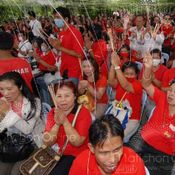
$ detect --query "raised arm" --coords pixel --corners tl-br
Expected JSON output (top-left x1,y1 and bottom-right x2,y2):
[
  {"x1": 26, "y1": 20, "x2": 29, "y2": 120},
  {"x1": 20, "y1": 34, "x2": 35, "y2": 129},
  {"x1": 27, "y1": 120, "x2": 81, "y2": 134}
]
[{"x1": 141, "y1": 52, "x2": 155, "y2": 98}]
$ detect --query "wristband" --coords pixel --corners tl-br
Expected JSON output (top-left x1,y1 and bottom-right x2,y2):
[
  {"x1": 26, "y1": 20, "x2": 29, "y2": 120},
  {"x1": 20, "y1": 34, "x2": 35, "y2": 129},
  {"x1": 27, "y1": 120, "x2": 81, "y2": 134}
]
[{"x1": 114, "y1": 65, "x2": 120, "y2": 70}]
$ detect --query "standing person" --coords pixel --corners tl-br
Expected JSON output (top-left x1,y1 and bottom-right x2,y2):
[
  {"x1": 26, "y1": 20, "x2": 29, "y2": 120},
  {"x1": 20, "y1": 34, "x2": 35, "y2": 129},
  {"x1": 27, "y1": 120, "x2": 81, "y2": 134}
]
[
  {"x1": 69, "y1": 114, "x2": 146, "y2": 175},
  {"x1": 0, "y1": 72, "x2": 42, "y2": 175},
  {"x1": 28, "y1": 11, "x2": 44, "y2": 39},
  {"x1": 0, "y1": 32, "x2": 33, "y2": 92},
  {"x1": 85, "y1": 23, "x2": 108, "y2": 78},
  {"x1": 17, "y1": 31, "x2": 32, "y2": 58},
  {"x1": 49, "y1": 7, "x2": 84, "y2": 86},
  {"x1": 43, "y1": 80, "x2": 92, "y2": 175}
]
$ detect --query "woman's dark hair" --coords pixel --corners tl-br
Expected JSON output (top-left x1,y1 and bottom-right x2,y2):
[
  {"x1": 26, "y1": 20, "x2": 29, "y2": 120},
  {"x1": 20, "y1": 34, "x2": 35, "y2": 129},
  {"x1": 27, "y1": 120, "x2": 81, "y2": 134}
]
[
  {"x1": 118, "y1": 44, "x2": 130, "y2": 55},
  {"x1": 0, "y1": 72, "x2": 37, "y2": 120},
  {"x1": 83, "y1": 57, "x2": 99, "y2": 83},
  {"x1": 121, "y1": 61, "x2": 140, "y2": 77},
  {"x1": 53, "y1": 7, "x2": 71, "y2": 22},
  {"x1": 32, "y1": 37, "x2": 44, "y2": 51},
  {"x1": 150, "y1": 48, "x2": 161, "y2": 58},
  {"x1": 0, "y1": 32, "x2": 14, "y2": 50},
  {"x1": 54, "y1": 80, "x2": 78, "y2": 97},
  {"x1": 89, "y1": 114, "x2": 124, "y2": 147}
]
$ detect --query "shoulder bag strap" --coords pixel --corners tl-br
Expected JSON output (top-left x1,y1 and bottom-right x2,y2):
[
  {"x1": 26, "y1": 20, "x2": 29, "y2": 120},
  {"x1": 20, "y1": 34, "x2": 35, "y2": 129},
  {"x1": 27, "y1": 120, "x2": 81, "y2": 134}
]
[{"x1": 60, "y1": 104, "x2": 82, "y2": 155}]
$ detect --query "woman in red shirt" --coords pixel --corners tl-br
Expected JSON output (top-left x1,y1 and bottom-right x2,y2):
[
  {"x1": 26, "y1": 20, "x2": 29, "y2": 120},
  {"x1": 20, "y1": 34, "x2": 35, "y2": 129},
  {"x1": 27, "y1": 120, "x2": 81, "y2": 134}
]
[
  {"x1": 43, "y1": 80, "x2": 92, "y2": 175},
  {"x1": 108, "y1": 51, "x2": 142, "y2": 142},
  {"x1": 139, "y1": 52, "x2": 175, "y2": 175},
  {"x1": 78, "y1": 57, "x2": 108, "y2": 118}
]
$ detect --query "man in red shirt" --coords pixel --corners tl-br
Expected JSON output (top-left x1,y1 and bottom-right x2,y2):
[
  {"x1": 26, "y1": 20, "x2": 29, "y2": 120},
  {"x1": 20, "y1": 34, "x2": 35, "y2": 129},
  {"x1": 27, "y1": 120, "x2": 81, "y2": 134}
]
[
  {"x1": 49, "y1": 7, "x2": 84, "y2": 85},
  {"x1": 0, "y1": 32, "x2": 33, "y2": 91},
  {"x1": 69, "y1": 115, "x2": 146, "y2": 175}
]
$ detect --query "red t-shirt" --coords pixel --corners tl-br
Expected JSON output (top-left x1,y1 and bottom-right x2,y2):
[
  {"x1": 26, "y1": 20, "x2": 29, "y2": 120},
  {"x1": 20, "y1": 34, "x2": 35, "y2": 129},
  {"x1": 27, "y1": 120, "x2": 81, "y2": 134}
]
[
  {"x1": 141, "y1": 86, "x2": 175, "y2": 155},
  {"x1": 139, "y1": 65, "x2": 168, "y2": 84},
  {"x1": 69, "y1": 147, "x2": 146, "y2": 175},
  {"x1": 89, "y1": 75, "x2": 108, "y2": 104},
  {"x1": 0, "y1": 58, "x2": 33, "y2": 91},
  {"x1": 59, "y1": 25, "x2": 84, "y2": 78},
  {"x1": 45, "y1": 106, "x2": 92, "y2": 157},
  {"x1": 38, "y1": 51, "x2": 56, "y2": 71},
  {"x1": 161, "y1": 67, "x2": 175, "y2": 88},
  {"x1": 92, "y1": 39, "x2": 108, "y2": 77},
  {"x1": 115, "y1": 80, "x2": 142, "y2": 120}
]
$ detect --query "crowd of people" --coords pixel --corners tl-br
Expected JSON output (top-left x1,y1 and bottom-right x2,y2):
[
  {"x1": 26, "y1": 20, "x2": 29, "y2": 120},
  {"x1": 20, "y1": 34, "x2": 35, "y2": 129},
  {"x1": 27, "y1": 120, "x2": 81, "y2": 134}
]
[{"x1": 0, "y1": 5, "x2": 175, "y2": 175}]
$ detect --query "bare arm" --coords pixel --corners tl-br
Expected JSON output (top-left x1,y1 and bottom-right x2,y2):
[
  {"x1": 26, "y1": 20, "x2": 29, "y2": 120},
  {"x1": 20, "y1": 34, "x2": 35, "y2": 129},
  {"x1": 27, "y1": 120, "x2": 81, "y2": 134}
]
[
  {"x1": 111, "y1": 51, "x2": 134, "y2": 93},
  {"x1": 141, "y1": 52, "x2": 155, "y2": 98},
  {"x1": 48, "y1": 38, "x2": 82, "y2": 59}
]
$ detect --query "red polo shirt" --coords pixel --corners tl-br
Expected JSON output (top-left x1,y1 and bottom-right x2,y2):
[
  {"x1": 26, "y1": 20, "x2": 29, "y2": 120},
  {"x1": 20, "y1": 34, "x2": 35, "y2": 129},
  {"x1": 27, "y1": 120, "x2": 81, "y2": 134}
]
[
  {"x1": 69, "y1": 147, "x2": 146, "y2": 175},
  {"x1": 0, "y1": 58, "x2": 33, "y2": 91},
  {"x1": 45, "y1": 106, "x2": 92, "y2": 157},
  {"x1": 59, "y1": 25, "x2": 84, "y2": 78},
  {"x1": 141, "y1": 87, "x2": 175, "y2": 155},
  {"x1": 115, "y1": 79, "x2": 142, "y2": 120}
]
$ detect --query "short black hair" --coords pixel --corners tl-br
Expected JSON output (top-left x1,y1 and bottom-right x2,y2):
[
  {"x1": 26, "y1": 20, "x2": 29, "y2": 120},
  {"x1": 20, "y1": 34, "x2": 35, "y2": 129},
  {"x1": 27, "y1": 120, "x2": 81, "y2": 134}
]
[
  {"x1": 89, "y1": 23, "x2": 103, "y2": 40},
  {"x1": 53, "y1": 6, "x2": 71, "y2": 22},
  {"x1": 150, "y1": 48, "x2": 161, "y2": 57},
  {"x1": 121, "y1": 61, "x2": 140, "y2": 77},
  {"x1": 89, "y1": 114, "x2": 124, "y2": 147},
  {"x1": 28, "y1": 11, "x2": 36, "y2": 18},
  {"x1": 0, "y1": 32, "x2": 14, "y2": 50}
]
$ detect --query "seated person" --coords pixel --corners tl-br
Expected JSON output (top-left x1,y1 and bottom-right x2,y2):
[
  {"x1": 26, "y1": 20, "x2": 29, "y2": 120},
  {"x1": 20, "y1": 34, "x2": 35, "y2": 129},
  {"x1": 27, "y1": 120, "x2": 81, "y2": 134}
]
[
  {"x1": 0, "y1": 72, "x2": 42, "y2": 175},
  {"x1": 69, "y1": 114, "x2": 146, "y2": 175},
  {"x1": 139, "y1": 48, "x2": 167, "y2": 89},
  {"x1": 78, "y1": 57, "x2": 108, "y2": 118},
  {"x1": 108, "y1": 51, "x2": 142, "y2": 142},
  {"x1": 43, "y1": 80, "x2": 92, "y2": 175},
  {"x1": 138, "y1": 52, "x2": 175, "y2": 175}
]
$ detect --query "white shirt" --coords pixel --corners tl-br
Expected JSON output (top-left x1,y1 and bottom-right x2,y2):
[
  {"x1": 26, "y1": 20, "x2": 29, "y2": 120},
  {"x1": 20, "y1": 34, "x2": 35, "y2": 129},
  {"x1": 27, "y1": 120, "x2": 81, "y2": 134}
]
[
  {"x1": 129, "y1": 26, "x2": 151, "y2": 58},
  {"x1": 29, "y1": 19, "x2": 43, "y2": 37},
  {"x1": 18, "y1": 40, "x2": 32, "y2": 58}
]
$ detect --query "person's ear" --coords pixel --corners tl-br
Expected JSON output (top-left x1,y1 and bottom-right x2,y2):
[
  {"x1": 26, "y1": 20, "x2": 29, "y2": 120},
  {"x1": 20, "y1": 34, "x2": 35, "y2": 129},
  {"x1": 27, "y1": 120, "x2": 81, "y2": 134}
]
[{"x1": 88, "y1": 143, "x2": 95, "y2": 154}]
